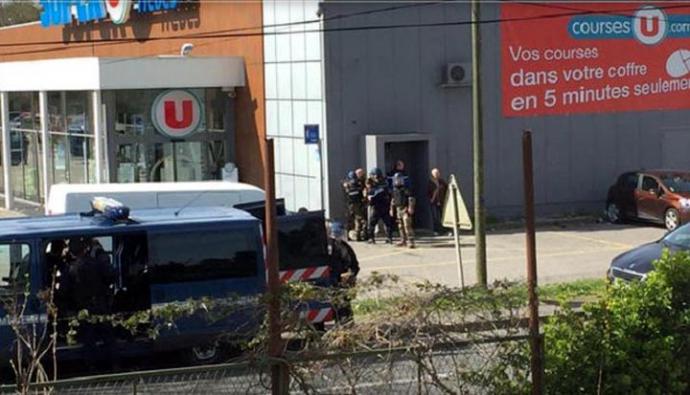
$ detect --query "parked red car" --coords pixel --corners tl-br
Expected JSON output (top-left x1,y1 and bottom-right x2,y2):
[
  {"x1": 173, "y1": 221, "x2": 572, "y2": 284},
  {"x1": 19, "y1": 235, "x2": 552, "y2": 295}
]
[{"x1": 606, "y1": 170, "x2": 690, "y2": 231}]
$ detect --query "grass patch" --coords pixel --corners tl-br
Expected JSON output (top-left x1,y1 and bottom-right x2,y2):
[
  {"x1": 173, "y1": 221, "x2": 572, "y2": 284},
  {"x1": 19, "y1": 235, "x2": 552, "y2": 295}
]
[
  {"x1": 539, "y1": 278, "x2": 607, "y2": 303},
  {"x1": 351, "y1": 278, "x2": 608, "y2": 318}
]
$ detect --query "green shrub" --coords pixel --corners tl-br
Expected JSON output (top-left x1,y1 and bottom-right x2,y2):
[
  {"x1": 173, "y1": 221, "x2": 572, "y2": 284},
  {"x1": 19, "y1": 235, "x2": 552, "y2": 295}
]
[{"x1": 543, "y1": 250, "x2": 690, "y2": 394}]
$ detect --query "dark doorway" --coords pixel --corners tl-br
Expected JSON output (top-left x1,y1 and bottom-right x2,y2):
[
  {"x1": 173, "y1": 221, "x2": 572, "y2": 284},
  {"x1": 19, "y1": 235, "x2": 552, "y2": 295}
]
[{"x1": 384, "y1": 141, "x2": 431, "y2": 229}]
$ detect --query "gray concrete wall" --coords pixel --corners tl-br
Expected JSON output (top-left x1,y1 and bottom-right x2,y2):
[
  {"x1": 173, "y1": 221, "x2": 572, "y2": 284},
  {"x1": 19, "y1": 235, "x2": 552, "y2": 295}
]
[{"x1": 322, "y1": 1, "x2": 690, "y2": 222}]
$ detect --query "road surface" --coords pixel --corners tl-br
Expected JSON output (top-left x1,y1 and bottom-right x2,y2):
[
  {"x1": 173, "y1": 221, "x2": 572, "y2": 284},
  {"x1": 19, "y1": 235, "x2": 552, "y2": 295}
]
[{"x1": 352, "y1": 221, "x2": 666, "y2": 287}]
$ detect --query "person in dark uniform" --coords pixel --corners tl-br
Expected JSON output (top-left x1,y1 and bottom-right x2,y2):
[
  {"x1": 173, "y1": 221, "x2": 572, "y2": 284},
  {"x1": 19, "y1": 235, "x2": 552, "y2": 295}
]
[
  {"x1": 45, "y1": 239, "x2": 70, "y2": 312},
  {"x1": 327, "y1": 222, "x2": 360, "y2": 323},
  {"x1": 68, "y1": 238, "x2": 115, "y2": 370},
  {"x1": 387, "y1": 159, "x2": 407, "y2": 178},
  {"x1": 342, "y1": 170, "x2": 367, "y2": 241},
  {"x1": 365, "y1": 168, "x2": 394, "y2": 244},
  {"x1": 390, "y1": 172, "x2": 416, "y2": 248}
]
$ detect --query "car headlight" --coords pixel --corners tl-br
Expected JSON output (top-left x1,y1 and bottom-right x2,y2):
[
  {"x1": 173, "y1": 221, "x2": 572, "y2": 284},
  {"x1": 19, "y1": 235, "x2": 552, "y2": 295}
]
[{"x1": 681, "y1": 198, "x2": 690, "y2": 209}]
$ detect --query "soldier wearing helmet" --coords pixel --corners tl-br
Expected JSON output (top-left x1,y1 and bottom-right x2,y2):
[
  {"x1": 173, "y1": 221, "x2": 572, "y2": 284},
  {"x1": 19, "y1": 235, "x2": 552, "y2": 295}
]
[
  {"x1": 365, "y1": 168, "x2": 393, "y2": 244},
  {"x1": 326, "y1": 221, "x2": 360, "y2": 322},
  {"x1": 342, "y1": 169, "x2": 367, "y2": 241},
  {"x1": 390, "y1": 172, "x2": 416, "y2": 248}
]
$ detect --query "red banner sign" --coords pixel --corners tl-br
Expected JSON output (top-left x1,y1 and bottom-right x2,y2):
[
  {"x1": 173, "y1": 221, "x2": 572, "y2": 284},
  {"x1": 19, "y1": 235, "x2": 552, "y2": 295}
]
[{"x1": 501, "y1": 2, "x2": 690, "y2": 117}]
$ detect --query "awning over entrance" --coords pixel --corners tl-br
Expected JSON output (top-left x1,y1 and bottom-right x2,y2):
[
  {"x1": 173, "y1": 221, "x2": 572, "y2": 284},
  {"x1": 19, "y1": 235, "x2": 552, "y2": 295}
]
[{"x1": 0, "y1": 56, "x2": 246, "y2": 91}]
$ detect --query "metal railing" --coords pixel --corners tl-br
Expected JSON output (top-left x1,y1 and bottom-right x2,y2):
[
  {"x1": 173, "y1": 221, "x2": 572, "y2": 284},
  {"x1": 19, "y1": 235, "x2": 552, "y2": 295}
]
[{"x1": 1, "y1": 334, "x2": 536, "y2": 395}]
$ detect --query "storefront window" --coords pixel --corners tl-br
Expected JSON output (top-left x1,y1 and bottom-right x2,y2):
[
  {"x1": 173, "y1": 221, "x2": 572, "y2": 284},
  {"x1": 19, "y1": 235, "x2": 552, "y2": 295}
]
[
  {"x1": 8, "y1": 92, "x2": 43, "y2": 202},
  {"x1": 65, "y1": 91, "x2": 95, "y2": 184},
  {"x1": 45, "y1": 91, "x2": 95, "y2": 186},
  {"x1": 205, "y1": 88, "x2": 227, "y2": 133},
  {"x1": 108, "y1": 88, "x2": 230, "y2": 183}
]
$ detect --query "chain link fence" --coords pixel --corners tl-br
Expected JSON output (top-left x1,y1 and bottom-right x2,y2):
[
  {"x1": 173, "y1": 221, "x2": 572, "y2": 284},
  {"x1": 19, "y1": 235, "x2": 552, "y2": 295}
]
[{"x1": 1, "y1": 335, "x2": 533, "y2": 395}]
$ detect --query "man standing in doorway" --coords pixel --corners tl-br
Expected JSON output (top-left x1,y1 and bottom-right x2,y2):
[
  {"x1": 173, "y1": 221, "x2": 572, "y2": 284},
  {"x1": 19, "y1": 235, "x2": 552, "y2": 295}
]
[
  {"x1": 391, "y1": 172, "x2": 416, "y2": 248},
  {"x1": 428, "y1": 168, "x2": 448, "y2": 236}
]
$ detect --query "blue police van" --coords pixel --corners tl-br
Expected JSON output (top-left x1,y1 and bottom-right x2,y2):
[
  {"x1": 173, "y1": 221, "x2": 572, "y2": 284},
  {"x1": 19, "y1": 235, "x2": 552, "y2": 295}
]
[{"x1": 0, "y1": 203, "x2": 279, "y2": 375}]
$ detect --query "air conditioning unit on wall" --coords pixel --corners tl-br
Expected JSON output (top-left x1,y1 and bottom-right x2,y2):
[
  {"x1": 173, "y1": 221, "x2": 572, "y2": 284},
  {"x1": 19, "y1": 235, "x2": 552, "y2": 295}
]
[{"x1": 441, "y1": 63, "x2": 472, "y2": 88}]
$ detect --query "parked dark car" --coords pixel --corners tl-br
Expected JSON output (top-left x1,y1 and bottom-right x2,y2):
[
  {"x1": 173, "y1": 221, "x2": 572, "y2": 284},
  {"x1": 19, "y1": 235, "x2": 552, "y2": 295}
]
[
  {"x1": 606, "y1": 170, "x2": 690, "y2": 231},
  {"x1": 608, "y1": 222, "x2": 690, "y2": 281}
]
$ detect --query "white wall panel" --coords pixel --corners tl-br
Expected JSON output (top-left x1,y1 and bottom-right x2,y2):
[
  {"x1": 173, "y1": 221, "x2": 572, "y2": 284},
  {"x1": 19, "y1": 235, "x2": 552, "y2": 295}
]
[
  {"x1": 294, "y1": 144, "x2": 309, "y2": 178},
  {"x1": 278, "y1": 137, "x2": 294, "y2": 174},
  {"x1": 263, "y1": 0, "x2": 326, "y2": 212},
  {"x1": 306, "y1": 101, "x2": 323, "y2": 126},
  {"x1": 278, "y1": 101, "x2": 292, "y2": 136},
  {"x1": 266, "y1": 100, "x2": 279, "y2": 136},
  {"x1": 276, "y1": 64, "x2": 292, "y2": 100},
  {"x1": 291, "y1": 62, "x2": 307, "y2": 100},
  {"x1": 305, "y1": 62, "x2": 322, "y2": 100},
  {"x1": 293, "y1": 176, "x2": 309, "y2": 210},
  {"x1": 291, "y1": 33, "x2": 307, "y2": 62},
  {"x1": 264, "y1": 63, "x2": 277, "y2": 100},
  {"x1": 292, "y1": 101, "x2": 307, "y2": 138}
]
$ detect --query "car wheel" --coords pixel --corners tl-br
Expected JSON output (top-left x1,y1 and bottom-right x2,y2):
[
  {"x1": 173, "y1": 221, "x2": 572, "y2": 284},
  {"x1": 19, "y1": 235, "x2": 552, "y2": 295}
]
[
  {"x1": 606, "y1": 202, "x2": 622, "y2": 224},
  {"x1": 665, "y1": 208, "x2": 681, "y2": 231},
  {"x1": 188, "y1": 342, "x2": 221, "y2": 365}
]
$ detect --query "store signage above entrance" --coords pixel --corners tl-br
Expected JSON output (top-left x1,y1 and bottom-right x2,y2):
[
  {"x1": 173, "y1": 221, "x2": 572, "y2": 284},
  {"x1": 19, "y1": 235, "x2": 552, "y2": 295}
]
[
  {"x1": 39, "y1": 0, "x2": 184, "y2": 27},
  {"x1": 152, "y1": 90, "x2": 203, "y2": 139}
]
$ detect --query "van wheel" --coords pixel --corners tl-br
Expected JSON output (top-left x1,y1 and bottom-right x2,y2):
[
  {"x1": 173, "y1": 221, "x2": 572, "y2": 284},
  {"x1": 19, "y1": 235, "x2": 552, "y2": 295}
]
[
  {"x1": 188, "y1": 342, "x2": 221, "y2": 365},
  {"x1": 606, "y1": 202, "x2": 622, "y2": 224},
  {"x1": 665, "y1": 208, "x2": 681, "y2": 231}
]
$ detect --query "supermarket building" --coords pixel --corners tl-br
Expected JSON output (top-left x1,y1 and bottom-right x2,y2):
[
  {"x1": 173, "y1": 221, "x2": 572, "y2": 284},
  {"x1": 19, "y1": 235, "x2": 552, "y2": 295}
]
[{"x1": 2, "y1": 1, "x2": 690, "y2": 226}]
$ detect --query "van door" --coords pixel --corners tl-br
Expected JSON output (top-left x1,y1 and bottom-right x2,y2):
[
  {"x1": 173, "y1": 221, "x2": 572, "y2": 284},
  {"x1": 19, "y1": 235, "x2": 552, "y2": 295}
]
[
  {"x1": 277, "y1": 212, "x2": 331, "y2": 285},
  {"x1": 145, "y1": 224, "x2": 264, "y2": 349}
]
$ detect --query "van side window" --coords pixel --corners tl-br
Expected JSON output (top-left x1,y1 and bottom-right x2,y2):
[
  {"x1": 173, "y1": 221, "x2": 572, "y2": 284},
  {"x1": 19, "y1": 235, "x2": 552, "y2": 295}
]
[
  {"x1": 278, "y1": 215, "x2": 329, "y2": 271},
  {"x1": 147, "y1": 231, "x2": 258, "y2": 283},
  {"x1": 0, "y1": 243, "x2": 31, "y2": 294}
]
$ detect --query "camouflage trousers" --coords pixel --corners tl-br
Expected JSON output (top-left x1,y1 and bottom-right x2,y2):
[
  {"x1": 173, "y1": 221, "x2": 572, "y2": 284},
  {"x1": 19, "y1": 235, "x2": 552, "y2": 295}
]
[
  {"x1": 347, "y1": 202, "x2": 367, "y2": 240},
  {"x1": 395, "y1": 207, "x2": 415, "y2": 243}
]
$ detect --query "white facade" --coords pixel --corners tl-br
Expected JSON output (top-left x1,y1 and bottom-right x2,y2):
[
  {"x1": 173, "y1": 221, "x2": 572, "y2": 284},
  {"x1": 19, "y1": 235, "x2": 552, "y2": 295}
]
[{"x1": 263, "y1": 0, "x2": 328, "y2": 213}]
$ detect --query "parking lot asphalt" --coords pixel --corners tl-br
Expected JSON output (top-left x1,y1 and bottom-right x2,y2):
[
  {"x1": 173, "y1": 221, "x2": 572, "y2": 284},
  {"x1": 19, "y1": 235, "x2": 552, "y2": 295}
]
[{"x1": 351, "y1": 222, "x2": 667, "y2": 287}]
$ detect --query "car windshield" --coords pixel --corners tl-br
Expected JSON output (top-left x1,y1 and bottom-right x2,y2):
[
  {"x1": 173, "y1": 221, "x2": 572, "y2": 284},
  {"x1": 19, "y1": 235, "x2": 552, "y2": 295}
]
[
  {"x1": 660, "y1": 175, "x2": 690, "y2": 193},
  {"x1": 663, "y1": 225, "x2": 690, "y2": 248}
]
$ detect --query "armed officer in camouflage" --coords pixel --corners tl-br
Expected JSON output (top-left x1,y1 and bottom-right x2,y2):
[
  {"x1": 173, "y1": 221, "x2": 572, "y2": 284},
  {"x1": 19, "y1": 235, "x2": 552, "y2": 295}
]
[
  {"x1": 342, "y1": 169, "x2": 367, "y2": 241},
  {"x1": 390, "y1": 172, "x2": 416, "y2": 248}
]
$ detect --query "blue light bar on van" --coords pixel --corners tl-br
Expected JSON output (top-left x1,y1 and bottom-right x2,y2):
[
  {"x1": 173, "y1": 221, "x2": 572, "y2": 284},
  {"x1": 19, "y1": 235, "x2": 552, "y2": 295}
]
[{"x1": 91, "y1": 197, "x2": 130, "y2": 221}]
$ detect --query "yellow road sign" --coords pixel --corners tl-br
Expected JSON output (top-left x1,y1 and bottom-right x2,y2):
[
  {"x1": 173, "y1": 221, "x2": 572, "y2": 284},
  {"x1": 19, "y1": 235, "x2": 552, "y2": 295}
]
[{"x1": 442, "y1": 175, "x2": 473, "y2": 230}]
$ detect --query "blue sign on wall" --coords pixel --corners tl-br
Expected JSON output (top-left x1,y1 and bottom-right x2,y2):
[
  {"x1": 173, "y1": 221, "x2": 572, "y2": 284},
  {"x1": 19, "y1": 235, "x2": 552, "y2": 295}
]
[
  {"x1": 304, "y1": 124, "x2": 320, "y2": 145},
  {"x1": 39, "y1": 0, "x2": 182, "y2": 28}
]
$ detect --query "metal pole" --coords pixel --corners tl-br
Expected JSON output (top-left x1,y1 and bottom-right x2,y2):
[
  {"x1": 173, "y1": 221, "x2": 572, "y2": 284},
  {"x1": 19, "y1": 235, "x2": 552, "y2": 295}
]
[
  {"x1": 471, "y1": 0, "x2": 487, "y2": 287},
  {"x1": 39, "y1": 91, "x2": 51, "y2": 206},
  {"x1": 264, "y1": 138, "x2": 287, "y2": 395},
  {"x1": 91, "y1": 90, "x2": 103, "y2": 183},
  {"x1": 0, "y1": 91, "x2": 13, "y2": 210},
  {"x1": 522, "y1": 130, "x2": 543, "y2": 395},
  {"x1": 318, "y1": 137, "x2": 325, "y2": 211},
  {"x1": 450, "y1": 176, "x2": 465, "y2": 288}
]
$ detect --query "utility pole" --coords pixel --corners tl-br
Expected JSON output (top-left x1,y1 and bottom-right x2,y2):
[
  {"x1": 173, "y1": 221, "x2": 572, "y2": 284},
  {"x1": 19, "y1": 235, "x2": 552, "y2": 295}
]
[
  {"x1": 471, "y1": 0, "x2": 487, "y2": 287},
  {"x1": 264, "y1": 138, "x2": 288, "y2": 394},
  {"x1": 523, "y1": 130, "x2": 543, "y2": 394}
]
